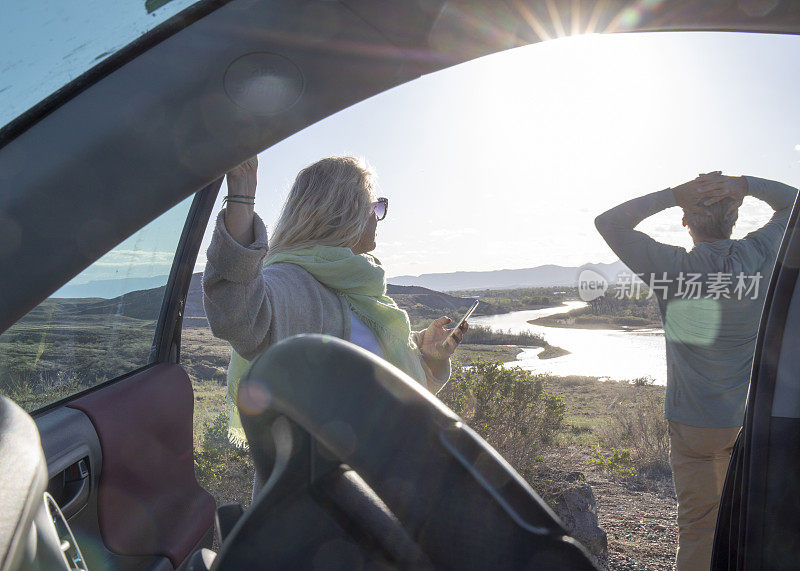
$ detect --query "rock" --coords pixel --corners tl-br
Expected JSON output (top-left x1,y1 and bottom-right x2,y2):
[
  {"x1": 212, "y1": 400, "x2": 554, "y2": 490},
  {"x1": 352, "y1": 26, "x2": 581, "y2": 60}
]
[{"x1": 550, "y1": 472, "x2": 609, "y2": 569}]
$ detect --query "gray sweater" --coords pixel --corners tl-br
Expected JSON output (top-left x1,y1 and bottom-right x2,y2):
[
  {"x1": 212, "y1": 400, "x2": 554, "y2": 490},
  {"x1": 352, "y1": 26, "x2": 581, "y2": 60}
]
[
  {"x1": 202, "y1": 210, "x2": 448, "y2": 388},
  {"x1": 595, "y1": 176, "x2": 797, "y2": 427}
]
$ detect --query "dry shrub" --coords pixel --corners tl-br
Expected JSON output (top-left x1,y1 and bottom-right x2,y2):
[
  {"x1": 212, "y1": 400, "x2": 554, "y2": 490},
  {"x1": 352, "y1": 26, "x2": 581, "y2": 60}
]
[
  {"x1": 438, "y1": 359, "x2": 565, "y2": 482},
  {"x1": 597, "y1": 391, "x2": 670, "y2": 482}
]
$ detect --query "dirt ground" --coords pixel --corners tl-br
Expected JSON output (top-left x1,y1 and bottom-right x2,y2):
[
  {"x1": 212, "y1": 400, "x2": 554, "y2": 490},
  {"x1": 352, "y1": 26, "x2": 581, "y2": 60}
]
[
  {"x1": 536, "y1": 444, "x2": 678, "y2": 570},
  {"x1": 590, "y1": 471, "x2": 678, "y2": 570}
]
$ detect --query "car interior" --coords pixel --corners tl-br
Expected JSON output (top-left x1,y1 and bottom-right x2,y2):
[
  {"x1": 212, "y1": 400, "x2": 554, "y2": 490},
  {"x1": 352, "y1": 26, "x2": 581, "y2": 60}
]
[{"x1": 2, "y1": 1, "x2": 800, "y2": 569}]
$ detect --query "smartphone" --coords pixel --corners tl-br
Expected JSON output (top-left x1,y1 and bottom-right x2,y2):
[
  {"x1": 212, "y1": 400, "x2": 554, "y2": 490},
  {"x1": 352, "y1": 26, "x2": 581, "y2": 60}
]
[{"x1": 440, "y1": 299, "x2": 479, "y2": 350}]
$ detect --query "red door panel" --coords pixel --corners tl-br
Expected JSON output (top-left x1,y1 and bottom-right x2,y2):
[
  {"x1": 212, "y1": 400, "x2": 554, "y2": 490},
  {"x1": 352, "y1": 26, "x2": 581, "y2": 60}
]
[{"x1": 68, "y1": 363, "x2": 215, "y2": 566}]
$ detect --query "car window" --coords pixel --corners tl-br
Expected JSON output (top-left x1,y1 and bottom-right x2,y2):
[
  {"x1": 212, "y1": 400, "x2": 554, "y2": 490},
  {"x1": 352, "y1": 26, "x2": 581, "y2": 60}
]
[
  {"x1": 0, "y1": 0, "x2": 202, "y2": 129},
  {"x1": 0, "y1": 195, "x2": 194, "y2": 412},
  {"x1": 186, "y1": 30, "x2": 800, "y2": 564}
]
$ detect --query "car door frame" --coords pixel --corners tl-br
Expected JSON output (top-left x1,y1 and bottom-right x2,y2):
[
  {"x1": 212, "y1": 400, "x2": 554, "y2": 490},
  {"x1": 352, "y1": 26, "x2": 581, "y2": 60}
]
[
  {"x1": 713, "y1": 189, "x2": 800, "y2": 568},
  {"x1": 150, "y1": 179, "x2": 221, "y2": 365},
  {"x1": 28, "y1": 179, "x2": 221, "y2": 570}
]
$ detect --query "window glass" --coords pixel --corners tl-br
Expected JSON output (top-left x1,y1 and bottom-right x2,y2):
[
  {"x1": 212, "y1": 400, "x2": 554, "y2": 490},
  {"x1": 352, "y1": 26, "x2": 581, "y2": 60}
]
[
  {"x1": 0, "y1": 0, "x2": 201, "y2": 129},
  {"x1": 0, "y1": 195, "x2": 193, "y2": 412},
  {"x1": 189, "y1": 31, "x2": 800, "y2": 564}
]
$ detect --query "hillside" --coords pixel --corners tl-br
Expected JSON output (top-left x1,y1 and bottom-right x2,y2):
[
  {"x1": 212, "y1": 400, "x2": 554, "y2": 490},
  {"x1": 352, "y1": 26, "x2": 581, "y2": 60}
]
[
  {"x1": 389, "y1": 260, "x2": 630, "y2": 291},
  {"x1": 186, "y1": 275, "x2": 487, "y2": 325},
  {"x1": 43, "y1": 274, "x2": 490, "y2": 326},
  {"x1": 382, "y1": 283, "x2": 489, "y2": 320},
  {"x1": 27, "y1": 287, "x2": 167, "y2": 321}
]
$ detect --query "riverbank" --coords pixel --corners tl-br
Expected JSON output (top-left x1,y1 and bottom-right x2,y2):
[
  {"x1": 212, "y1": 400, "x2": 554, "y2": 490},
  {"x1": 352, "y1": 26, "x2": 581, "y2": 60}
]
[
  {"x1": 451, "y1": 343, "x2": 523, "y2": 363},
  {"x1": 447, "y1": 342, "x2": 569, "y2": 363},
  {"x1": 529, "y1": 308, "x2": 662, "y2": 331},
  {"x1": 470, "y1": 303, "x2": 667, "y2": 384}
]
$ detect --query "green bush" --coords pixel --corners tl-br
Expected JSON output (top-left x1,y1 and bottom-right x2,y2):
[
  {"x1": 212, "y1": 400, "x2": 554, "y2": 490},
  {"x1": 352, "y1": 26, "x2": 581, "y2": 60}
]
[
  {"x1": 194, "y1": 412, "x2": 249, "y2": 489},
  {"x1": 588, "y1": 445, "x2": 636, "y2": 480},
  {"x1": 438, "y1": 359, "x2": 565, "y2": 481},
  {"x1": 203, "y1": 412, "x2": 234, "y2": 451},
  {"x1": 630, "y1": 375, "x2": 655, "y2": 387}
]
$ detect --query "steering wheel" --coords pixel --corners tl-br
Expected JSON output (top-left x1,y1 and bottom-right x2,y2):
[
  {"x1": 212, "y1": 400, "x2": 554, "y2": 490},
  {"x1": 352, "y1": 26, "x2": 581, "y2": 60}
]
[{"x1": 210, "y1": 335, "x2": 598, "y2": 570}]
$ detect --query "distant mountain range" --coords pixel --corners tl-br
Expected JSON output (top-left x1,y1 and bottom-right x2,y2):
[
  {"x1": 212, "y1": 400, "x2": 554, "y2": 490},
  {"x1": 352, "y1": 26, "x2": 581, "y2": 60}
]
[
  {"x1": 50, "y1": 260, "x2": 631, "y2": 302},
  {"x1": 388, "y1": 260, "x2": 630, "y2": 291}
]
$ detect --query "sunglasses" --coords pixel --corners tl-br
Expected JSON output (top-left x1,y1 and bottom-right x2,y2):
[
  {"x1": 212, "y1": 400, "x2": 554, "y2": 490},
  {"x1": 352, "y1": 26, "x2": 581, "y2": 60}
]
[{"x1": 370, "y1": 197, "x2": 388, "y2": 221}]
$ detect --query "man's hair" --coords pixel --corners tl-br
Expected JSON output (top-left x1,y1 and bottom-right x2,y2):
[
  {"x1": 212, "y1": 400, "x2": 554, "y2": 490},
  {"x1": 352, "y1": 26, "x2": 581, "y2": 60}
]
[
  {"x1": 268, "y1": 156, "x2": 377, "y2": 256},
  {"x1": 684, "y1": 197, "x2": 739, "y2": 240}
]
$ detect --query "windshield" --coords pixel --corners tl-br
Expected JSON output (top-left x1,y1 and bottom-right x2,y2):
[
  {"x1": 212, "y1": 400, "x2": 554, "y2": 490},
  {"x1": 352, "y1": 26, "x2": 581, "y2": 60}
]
[
  {"x1": 188, "y1": 30, "x2": 800, "y2": 567},
  {"x1": 0, "y1": 0, "x2": 202, "y2": 129}
]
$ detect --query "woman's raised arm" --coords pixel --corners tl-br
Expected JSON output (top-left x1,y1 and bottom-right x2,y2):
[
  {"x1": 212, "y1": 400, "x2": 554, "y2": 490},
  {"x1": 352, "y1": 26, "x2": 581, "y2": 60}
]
[
  {"x1": 203, "y1": 157, "x2": 275, "y2": 360},
  {"x1": 224, "y1": 156, "x2": 258, "y2": 246}
]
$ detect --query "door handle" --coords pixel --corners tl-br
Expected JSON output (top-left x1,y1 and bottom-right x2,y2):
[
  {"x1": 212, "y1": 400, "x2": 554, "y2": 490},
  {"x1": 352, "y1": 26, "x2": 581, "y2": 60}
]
[
  {"x1": 61, "y1": 475, "x2": 89, "y2": 519},
  {"x1": 49, "y1": 457, "x2": 91, "y2": 519}
]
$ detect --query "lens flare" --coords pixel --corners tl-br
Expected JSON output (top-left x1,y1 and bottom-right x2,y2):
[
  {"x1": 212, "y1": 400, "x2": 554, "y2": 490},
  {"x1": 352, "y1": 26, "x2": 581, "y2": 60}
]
[
  {"x1": 620, "y1": 7, "x2": 642, "y2": 28},
  {"x1": 237, "y1": 378, "x2": 272, "y2": 416}
]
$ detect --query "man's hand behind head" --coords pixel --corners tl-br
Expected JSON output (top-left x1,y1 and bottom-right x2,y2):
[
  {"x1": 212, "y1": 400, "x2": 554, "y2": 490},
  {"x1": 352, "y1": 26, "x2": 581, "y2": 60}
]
[
  {"x1": 696, "y1": 173, "x2": 747, "y2": 216},
  {"x1": 673, "y1": 172, "x2": 746, "y2": 218},
  {"x1": 672, "y1": 177, "x2": 714, "y2": 215},
  {"x1": 674, "y1": 171, "x2": 745, "y2": 241}
]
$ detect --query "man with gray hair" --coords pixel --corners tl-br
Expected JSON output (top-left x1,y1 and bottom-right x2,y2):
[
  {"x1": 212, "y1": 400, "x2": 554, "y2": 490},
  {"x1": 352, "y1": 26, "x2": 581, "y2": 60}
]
[{"x1": 595, "y1": 172, "x2": 797, "y2": 571}]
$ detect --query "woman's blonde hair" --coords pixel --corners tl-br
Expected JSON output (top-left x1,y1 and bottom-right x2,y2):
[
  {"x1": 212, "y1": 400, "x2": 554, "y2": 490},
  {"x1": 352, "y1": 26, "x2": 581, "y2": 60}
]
[{"x1": 268, "y1": 156, "x2": 377, "y2": 255}]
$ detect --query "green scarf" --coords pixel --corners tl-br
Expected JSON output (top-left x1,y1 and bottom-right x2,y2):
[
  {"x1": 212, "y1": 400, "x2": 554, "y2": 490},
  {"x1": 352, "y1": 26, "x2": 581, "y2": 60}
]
[{"x1": 225, "y1": 245, "x2": 427, "y2": 447}]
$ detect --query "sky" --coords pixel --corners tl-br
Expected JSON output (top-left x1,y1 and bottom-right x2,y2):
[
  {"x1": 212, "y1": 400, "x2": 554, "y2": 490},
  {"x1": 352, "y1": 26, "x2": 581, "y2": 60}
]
[
  {"x1": 4, "y1": 2, "x2": 800, "y2": 290},
  {"x1": 191, "y1": 30, "x2": 800, "y2": 279}
]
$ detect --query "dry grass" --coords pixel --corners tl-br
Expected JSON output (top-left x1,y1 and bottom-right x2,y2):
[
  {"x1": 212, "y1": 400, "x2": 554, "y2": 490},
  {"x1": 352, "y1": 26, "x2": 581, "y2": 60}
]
[{"x1": 182, "y1": 326, "x2": 255, "y2": 508}]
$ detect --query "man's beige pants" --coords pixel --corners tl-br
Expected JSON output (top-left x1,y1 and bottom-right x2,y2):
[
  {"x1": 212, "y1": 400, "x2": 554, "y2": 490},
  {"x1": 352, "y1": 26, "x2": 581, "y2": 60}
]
[{"x1": 668, "y1": 421, "x2": 740, "y2": 571}]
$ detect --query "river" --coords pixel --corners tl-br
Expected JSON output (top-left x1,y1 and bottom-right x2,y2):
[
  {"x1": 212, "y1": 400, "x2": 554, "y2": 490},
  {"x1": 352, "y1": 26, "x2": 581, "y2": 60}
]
[{"x1": 469, "y1": 301, "x2": 667, "y2": 385}]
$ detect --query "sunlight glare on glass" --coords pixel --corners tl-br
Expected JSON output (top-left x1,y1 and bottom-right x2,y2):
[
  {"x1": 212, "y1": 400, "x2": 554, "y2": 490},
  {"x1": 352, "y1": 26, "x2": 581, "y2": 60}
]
[
  {"x1": 616, "y1": 0, "x2": 667, "y2": 30},
  {"x1": 511, "y1": 0, "x2": 669, "y2": 40}
]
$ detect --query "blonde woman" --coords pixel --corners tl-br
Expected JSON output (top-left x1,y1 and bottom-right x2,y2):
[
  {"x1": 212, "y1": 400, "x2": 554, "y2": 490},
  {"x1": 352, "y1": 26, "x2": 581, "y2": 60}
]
[{"x1": 203, "y1": 156, "x2": 467, "y2": 445}]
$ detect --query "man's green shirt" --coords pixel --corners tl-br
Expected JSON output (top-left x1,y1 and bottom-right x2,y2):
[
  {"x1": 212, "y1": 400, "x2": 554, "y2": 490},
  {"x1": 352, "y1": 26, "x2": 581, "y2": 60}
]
[{"x1": 596, "y1": 177, "x2": 797, "y2": 427}]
